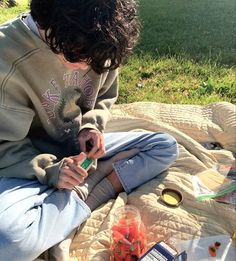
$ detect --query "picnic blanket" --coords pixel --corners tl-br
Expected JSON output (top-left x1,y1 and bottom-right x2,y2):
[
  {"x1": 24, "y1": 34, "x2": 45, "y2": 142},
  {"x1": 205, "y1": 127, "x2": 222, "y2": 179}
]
[{"x1": 70, "y1": 101, "x2": 236, "y2": 261}]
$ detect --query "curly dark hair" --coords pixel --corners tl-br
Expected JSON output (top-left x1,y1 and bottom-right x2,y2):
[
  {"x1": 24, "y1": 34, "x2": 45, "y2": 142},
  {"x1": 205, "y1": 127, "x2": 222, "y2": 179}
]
[{"x1": 30, "y1": 0, "x2": 140, "y2": 74}]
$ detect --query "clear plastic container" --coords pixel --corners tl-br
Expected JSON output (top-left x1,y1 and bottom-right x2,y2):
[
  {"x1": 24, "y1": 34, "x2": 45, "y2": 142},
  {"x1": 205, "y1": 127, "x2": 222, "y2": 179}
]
[{"x1": 110, "y1": 205, "x2": 147, "y2": 261}]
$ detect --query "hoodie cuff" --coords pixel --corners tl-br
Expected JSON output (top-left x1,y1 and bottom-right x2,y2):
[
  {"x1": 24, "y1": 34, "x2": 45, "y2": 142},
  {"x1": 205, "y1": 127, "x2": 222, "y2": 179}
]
[{"x1": 45, "y1": 159, "x2": 65, "y2": 187}]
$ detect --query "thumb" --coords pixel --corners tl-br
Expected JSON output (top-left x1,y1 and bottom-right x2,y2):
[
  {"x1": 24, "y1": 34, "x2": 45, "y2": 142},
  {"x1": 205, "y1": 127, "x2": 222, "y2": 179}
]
[
  {"x1": 73, "y1": 152, "x2": 87, "y2": 163},
  {"x1": 78, "y1": 137, "x2": 87, "y2": 152}
]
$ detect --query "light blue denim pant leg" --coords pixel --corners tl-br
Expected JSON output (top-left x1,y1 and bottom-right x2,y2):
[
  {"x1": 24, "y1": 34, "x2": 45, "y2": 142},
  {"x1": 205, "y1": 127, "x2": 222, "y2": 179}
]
[
  {"x1": 0, "y1": 132, "x2": 177, "y2": 261},
  {"x1": 103, "y1": 132, "x2": 178, "y2": 193},
  {"x1": 0, "y1": 178, "x2": 91, "y2": 261}
]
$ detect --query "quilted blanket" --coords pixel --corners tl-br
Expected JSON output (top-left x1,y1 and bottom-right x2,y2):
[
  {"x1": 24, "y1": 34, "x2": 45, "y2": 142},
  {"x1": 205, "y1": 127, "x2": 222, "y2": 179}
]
[{"x1": 69, "y1": 101, "x2": 236, "y2": 261}]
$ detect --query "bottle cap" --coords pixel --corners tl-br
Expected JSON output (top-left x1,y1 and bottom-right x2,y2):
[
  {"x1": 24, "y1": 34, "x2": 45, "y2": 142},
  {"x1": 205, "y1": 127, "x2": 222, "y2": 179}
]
[{"x1": 161, "y1": 188, "x2": 183, "y2": 207}]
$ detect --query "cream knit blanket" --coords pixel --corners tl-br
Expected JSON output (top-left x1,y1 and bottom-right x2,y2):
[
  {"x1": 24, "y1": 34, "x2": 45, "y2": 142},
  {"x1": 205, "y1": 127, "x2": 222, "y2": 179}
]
[{"x1": 69, "y1": 101, "x2": 236, "y2": 261}]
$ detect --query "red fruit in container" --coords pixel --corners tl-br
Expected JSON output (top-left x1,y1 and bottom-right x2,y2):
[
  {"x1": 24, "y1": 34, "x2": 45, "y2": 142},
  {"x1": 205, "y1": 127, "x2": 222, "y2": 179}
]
[
  {"x1": 133, "y1": 239, "x2": 145, "y2": 256},
  {"x1": 113, "y1": 230, "x2": 132, "y2": 245},
  {"x1": 128, "y1": 222, "x2": 140, "y2": 241},
  {"x1": 208, "y1": 245, "x2": 217, "y2": 257},
  {"x1": 111, "y1": 205, "x2": 147, "y2": 261}
]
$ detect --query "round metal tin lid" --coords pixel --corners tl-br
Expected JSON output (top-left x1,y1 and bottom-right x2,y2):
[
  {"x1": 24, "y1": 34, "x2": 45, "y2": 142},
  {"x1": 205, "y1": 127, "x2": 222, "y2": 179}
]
[{"x1": 161, "y1": 188, "x2": 183, "y2": 207}]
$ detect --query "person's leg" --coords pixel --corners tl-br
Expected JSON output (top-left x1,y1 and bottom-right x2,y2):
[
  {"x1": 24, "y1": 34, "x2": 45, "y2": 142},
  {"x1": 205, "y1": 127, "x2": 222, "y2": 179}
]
[
  {"x1": 0, "y1": 177, "x2": 91, "y2": 261},
  {"x1": 74, "y1": 148, "x2": 139, "y2": 200},
  {"x1": 85, "y1": 132, "x2": 178, "y2": 210},
  {"x1": 104, "y1": 132, "x2": 178, "y2": 193}
]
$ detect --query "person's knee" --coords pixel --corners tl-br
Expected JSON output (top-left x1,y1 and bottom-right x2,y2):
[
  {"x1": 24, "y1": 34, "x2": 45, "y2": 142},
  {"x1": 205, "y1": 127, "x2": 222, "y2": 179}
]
[
  {"x1": 147, "y1": 133, "x2": 178, "y2": 178},
  {"x1": 164, "y1": 133, "x2": 179, "y2": 161},
  {"x1": 152, "y1": 133, "x2": 179, "y2": 161}
]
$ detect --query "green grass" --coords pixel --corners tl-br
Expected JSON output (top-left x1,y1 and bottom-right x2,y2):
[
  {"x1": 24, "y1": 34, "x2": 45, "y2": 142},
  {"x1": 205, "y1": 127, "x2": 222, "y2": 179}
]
[
  {"x1": 119, "y1": 54, "x2": 235, "y2": 104},
  {"x1": 1, "y1": 0, "x2": 235, "y2": 104},
  {"x1": 0, "y1": 0, "x2": 29, "y2": 24},
  {"x1": 137, "y1": 0, "x2": 236, "y2": 65}
]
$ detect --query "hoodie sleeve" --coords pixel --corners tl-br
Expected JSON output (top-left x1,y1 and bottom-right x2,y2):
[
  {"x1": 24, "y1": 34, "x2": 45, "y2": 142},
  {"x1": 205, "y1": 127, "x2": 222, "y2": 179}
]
[
  {"x1": 0, "y1": 106, "x2": 63, "y2": 187},
  {"x1": 80, "y1": 69, "x2": 119, "y2": 133}
]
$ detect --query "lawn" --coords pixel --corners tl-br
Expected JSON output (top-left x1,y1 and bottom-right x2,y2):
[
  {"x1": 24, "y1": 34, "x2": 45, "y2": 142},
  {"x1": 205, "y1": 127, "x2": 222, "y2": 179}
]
[
  {"x1": 1, "y1": 0, "x2": 235, "y2": 104},
  {"x1": 119, "y1": 0, "x2": 236, "y2": 104},
  {"x1": 0, "y1": 0, "x2": 28, "y2": 23}
]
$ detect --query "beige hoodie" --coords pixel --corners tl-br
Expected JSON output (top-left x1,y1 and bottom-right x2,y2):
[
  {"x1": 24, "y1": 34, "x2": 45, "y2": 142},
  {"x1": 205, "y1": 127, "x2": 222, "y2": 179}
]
[{"x1": 0, "y1": 16, "x2": 119, "y2": 187}]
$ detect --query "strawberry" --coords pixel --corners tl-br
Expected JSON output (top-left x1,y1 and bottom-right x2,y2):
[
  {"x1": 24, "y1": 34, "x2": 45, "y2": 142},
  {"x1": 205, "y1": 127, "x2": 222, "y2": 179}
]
[
  {"x1": 113, "y1": 230, "x2": 132, "y2": 245},
  {"x1": 208, "y1": 245, "x2": 217, "y2": 257}
]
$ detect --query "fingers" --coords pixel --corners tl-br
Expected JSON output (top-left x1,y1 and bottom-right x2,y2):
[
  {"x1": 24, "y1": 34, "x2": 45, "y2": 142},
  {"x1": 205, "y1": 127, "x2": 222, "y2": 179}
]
[
  {"x1": 78, "y1": 129, "x2": 106, "y2": 159},
  {"x1": 79, "y1": 138, "x2": 87, "y2": 153},
  {"x1": 87, "y1": 138, "x2": 105, "y2": 159},
  {"x1": 57, "y1": 159, "x2": 88, "y2": 190},
  {"x1": 86, "y1": 132, "x2": 106, "y2": 159},
  {"x1": 66, "y1": 162, "x2": 88, "y2": 178},
  {"x1": 77, "y1": 129, "x2": 90, "y2": 153},
  {"x1": 57, "y1": 167, "x2": 82, "y2": 189},
  {"x1": 87, "y1": 136, "x2": 100, "y2": 158}
]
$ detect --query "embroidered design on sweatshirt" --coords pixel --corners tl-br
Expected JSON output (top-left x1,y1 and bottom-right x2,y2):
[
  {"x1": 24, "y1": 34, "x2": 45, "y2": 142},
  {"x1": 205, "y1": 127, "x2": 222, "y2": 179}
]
[
  {"x1": 58, "y1": 72, "x2": 94, "y2": 122},
  {"x1": 57, "y1": 88, "x2": 82, "y2": 123},
  {"x1": 63, "y1": 71, "x2": 95, "y2": 108},
  {"x1": 41, "y1": 71, "x2": 95, "y2": 139},
  {"x1": 41, "y1": 88, "x2": 60, "y2": 121}
]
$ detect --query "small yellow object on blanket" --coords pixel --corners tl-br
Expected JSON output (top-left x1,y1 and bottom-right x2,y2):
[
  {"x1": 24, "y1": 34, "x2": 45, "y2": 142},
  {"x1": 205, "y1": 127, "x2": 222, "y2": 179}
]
[
  {"x1": 161, "y1": 188, "x2": 183, "y2": 207},
  {"x1": 163, "y1": 192, "x2": 180, "y2": 205}
]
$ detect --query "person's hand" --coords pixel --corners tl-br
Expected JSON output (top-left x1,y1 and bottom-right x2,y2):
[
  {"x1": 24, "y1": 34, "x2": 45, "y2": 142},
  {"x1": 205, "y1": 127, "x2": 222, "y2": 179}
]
[
  {"x1": 78, "y1": 128, "x2": 106, "y2": 159},
  {"x1": 57, "y1": 155, "x2": 88, "y2": 190}
]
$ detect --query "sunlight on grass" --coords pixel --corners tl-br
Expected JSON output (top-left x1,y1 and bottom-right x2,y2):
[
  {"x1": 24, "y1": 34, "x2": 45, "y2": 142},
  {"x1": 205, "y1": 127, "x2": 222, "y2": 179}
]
[
  {"x1": 0, "y1": 0, "x2": 235, "y2": 105},
  {"x1": 119, "y1": 54, "x2": 236, "y2": 104},
  {"x1": 0, "y1": 0, "x2": 29, "y2": 24}
]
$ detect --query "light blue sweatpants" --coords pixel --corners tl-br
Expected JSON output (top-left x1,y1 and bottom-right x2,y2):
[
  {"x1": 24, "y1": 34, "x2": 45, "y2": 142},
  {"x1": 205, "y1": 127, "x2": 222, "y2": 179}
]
[{"x1": 0, "y1": 132, "x2": 178, "y2": 261}]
